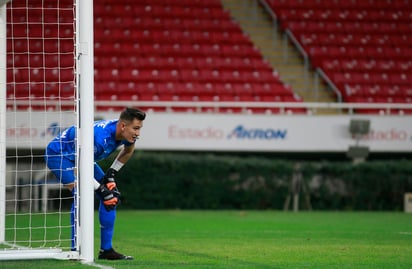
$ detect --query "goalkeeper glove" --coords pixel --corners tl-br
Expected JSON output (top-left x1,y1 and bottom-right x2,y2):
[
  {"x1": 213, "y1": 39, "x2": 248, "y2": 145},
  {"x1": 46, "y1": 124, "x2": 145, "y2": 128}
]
[
  {"x1": 95, "y1": 183, "x2": 118, "y2": 211},
  {"x1": 102, "y1": 168, "x2": 120, "y2": 196}
]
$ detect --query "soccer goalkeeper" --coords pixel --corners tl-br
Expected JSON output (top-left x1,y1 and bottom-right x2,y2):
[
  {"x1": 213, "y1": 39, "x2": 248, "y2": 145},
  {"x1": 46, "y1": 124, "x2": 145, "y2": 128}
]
[{"x1": 45, "y1": 107, "x2": 146, "y2": 260}]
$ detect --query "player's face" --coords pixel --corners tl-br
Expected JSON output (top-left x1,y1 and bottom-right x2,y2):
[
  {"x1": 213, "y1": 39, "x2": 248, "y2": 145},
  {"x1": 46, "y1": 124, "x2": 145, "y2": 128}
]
[{"x1": 121, "y1": 119, "x2": 143, "y2": 143}]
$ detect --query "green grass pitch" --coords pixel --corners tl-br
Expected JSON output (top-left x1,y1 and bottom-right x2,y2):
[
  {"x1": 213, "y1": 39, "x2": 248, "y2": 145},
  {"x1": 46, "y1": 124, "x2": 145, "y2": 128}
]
[{"x1": 1, "y1": 210, "x2": 412, "y2": 269}]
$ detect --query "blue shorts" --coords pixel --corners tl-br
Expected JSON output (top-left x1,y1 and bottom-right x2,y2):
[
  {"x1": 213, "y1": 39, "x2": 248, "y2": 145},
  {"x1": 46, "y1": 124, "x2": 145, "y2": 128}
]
[{"x1": 45, "y1": 151, "x2": 105, "y2": 185}]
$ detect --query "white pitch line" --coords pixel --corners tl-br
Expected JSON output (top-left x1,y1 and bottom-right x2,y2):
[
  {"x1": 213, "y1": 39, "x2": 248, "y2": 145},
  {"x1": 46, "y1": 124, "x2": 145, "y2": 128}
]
[{"x1": 83, "y1": 261, "x2": 116, "y2": 269}]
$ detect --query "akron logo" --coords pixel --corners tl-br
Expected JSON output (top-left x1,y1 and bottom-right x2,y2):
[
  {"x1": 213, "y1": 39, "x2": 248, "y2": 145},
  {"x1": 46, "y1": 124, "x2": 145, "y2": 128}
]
[{"x1": 227, "y1": 125, "x2": 287, "y2": 140}]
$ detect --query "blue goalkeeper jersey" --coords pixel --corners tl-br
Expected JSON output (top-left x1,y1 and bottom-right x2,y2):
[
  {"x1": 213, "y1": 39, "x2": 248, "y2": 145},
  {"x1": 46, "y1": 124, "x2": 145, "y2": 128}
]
[{"x1": 47, "y1": 119, "x2": 133, "y2": 162}]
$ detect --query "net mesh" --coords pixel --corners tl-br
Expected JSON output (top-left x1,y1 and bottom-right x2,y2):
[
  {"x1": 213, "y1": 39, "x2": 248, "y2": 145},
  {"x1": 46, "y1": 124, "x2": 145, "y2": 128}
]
[{"x1": 2, "y1": 0, "x2": 76, "y2": 251}]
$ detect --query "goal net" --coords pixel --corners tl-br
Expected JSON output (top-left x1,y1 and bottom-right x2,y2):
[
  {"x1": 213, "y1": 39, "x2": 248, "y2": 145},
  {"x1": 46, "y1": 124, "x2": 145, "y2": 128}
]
[{"x1": 0, "y1": 0, "x2": 94, "y2": 261}]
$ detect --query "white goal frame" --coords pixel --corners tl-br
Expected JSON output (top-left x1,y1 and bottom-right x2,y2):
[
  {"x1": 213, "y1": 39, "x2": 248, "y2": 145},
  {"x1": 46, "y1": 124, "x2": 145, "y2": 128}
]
[{"x1": 0, "y1": 0, "x2": 94, "y2": 263}]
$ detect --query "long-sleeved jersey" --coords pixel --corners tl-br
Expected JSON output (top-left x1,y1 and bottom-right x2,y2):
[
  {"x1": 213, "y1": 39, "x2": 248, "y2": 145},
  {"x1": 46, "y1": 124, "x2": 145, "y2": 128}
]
[{"x1": 46, "y1": 119, "x2": 133, "y2": 161}]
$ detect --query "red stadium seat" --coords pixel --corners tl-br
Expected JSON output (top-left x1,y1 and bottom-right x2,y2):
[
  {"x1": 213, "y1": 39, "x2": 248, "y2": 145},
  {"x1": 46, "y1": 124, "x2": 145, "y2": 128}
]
[
  {"x1": 267, "y1": 0, "x2": 412, "y2": 107},
  {"x1": 4, "y1": 0, "x2": 307, "y2": 112}
]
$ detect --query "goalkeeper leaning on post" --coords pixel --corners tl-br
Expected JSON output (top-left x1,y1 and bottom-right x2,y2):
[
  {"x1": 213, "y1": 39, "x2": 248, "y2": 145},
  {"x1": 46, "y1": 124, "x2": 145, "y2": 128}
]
[{"x1": 45, "y1": 107, "x2": 146, "y2": 260}]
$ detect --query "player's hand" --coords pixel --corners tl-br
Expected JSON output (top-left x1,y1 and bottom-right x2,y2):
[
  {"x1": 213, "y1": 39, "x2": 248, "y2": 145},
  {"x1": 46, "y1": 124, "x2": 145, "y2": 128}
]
[
  {"x1": 102, "y1": 168, "x2": 121, "y2": 197},
  {"x1": 95, "y1": 183, "x2": 118, "y2": 211},
  {"x1": 102, "y1": 168, "x2": 118, "y2": 191}
]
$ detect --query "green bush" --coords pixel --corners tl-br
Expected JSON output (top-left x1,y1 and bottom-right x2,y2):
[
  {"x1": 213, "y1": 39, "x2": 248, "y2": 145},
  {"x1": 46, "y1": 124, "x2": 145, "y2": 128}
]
[
  {"x1": 99, "y1": 152, "x2": 412, "y2": 210},
  {"x1": 306, "y1": 160, "x2": 412, "y2": 210}
]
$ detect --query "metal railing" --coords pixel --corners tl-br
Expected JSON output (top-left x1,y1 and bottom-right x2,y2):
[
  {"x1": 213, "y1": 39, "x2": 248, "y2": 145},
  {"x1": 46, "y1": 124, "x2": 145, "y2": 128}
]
[
  {"x1": 258, "y1": 0, "x2": 342, "y2": 102},
  {"x1": 6, "y1": 99, "x2": 412, "y2": 116}
]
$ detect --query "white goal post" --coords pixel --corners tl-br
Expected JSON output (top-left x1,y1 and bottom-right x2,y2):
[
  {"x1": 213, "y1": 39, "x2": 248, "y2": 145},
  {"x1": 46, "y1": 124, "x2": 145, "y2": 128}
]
[
  {"x1": 0, "y1": 0, "x2": 94, "y2": 262},
  {"x1": 0, "y1": 0, "x2": 8, "y2": 251}
]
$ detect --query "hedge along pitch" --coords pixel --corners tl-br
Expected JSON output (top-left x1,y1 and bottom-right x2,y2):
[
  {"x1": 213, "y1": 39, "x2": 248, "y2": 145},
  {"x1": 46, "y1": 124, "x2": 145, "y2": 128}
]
[
  {"x1": 98, "y1": 152, "x2": 412, "y2": 210},
  {"x1": 98, "y1": 152, "x2": 293, "y2": 209},
  {"x1": 307, "y1": 160, "x2": 412, "y2": 210}
]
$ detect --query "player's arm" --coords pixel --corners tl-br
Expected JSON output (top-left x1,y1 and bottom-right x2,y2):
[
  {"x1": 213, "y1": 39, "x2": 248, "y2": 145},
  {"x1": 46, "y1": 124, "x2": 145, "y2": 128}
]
[
  {"x1": 96, "y1": 145, "x2": 135, "y2": 211},
  {"x1": 102, "y1": 144, "x2": 135, "y2": 192},
  {"x1": 114, "y1": 143, "x2": 135, "y2": 165},
  {"x1": 107, "y1": 143, "x2": 135, "y2": 179}
]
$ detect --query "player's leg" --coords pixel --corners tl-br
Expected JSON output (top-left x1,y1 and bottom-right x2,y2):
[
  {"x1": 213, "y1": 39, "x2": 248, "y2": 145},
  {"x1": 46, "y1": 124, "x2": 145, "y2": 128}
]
[
  {"x1": 70, "y1": 186, "x2": 77, "y2": 250},
  {"x1": 95, "y1": 163, "x2": 132, "y2": 260},
  {"x1": 95, "y1": 164, "x2": 116, "y2": 250},
  {"x1": 98, "y1": 200, "x2": 116, "y2": 249},
  {"x1": 44, "y1": 154, "x2": 77, "y2": 249}
]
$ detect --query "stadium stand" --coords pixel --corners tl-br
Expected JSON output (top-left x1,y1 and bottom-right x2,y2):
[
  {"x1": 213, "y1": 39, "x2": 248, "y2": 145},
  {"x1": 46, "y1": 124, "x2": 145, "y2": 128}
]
[
  {"x1": 6, "y1": 0, "x2": 75, "y2": 111},
  {"x1": 6, "y1": 0, "x2": 308, "y2": 114},
  {"x1": 92, "y1": 0, "x2": 303, "y2": 114},
  {"x1": 8, "y1": 0, "x2": 411, "y2": 114},
  {"x1": 264, "y1": 0, "x2": 412, "y2": 114}
]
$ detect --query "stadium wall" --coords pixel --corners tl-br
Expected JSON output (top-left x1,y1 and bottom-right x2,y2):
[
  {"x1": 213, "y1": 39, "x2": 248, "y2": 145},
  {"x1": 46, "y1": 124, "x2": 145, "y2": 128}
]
[{"x1": 6, "y1": 111, "x2": 412, "y2": 153}]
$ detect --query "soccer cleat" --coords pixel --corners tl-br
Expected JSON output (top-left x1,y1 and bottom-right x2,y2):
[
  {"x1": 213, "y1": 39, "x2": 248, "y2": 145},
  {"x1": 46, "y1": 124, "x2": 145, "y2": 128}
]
[{"x1": 98, "y1": 248, "x2": 133, "y2": 260}]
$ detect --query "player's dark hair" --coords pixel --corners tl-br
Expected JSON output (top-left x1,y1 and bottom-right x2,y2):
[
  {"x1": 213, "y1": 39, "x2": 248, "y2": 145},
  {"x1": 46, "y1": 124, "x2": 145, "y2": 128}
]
[{"x1": 120, "y1": 107, "x2": 146, "y2": 122}]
